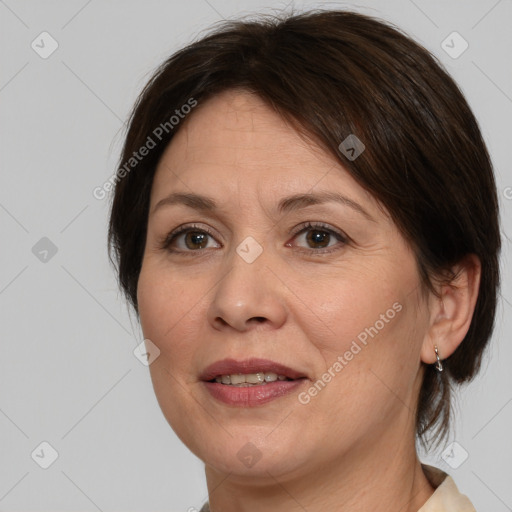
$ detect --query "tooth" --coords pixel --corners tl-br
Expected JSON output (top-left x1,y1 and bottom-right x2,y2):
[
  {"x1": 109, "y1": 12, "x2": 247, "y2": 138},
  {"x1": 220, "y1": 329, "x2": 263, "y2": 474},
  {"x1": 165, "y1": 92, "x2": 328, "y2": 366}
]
[
  {"x1": 215, "y1": 372, "x2": 293, "y2": 385},
  {"x1": 246, "y1": 372, "x2": 265, "y2": 384},
  {"x1": 230, "y1": 374, "x2": 246, "y2": 385}
]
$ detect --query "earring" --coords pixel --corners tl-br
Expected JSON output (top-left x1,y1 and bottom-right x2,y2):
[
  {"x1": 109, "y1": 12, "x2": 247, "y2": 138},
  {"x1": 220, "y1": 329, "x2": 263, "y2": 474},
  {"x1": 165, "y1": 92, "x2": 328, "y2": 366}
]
[{"x1": 434, "y1": 345, "x2": 443, "y2": 372}]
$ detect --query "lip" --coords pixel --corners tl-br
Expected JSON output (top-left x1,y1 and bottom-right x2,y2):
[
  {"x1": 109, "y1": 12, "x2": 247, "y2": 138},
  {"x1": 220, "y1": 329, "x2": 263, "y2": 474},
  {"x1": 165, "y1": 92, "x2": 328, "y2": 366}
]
[
  {"x1": 203, "y1": 379, "x2": 307, "y2": 406},
  {"x1": 199, "y1": 357, "x2": 308, "y2": 382},
  {"x1": 200, "y1": 357, "x2": 309, "y2": 407}
]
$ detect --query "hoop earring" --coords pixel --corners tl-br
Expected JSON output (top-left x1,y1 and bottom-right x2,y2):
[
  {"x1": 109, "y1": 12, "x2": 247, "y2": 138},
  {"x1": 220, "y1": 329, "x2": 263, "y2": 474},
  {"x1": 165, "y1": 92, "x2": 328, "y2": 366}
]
[{"x1": 434, "y1": 345, "x2": 443, "y2": 372}]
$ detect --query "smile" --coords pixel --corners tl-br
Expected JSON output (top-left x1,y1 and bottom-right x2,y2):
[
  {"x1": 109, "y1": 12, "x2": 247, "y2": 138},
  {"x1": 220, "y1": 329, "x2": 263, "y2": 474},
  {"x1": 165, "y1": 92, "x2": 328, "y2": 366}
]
[
  {"x1": 213, "y1": 372, "x2": 291, "y2": 386},
  {"x1": 200, "y1": 358, "x2": 309, "y2": 406}
]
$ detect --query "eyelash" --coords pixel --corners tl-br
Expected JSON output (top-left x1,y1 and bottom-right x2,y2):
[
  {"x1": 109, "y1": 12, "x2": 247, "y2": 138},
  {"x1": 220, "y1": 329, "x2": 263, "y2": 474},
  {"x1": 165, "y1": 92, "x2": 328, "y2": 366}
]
[{"x1": 159, "y1": 221, "x2": 348, "y2": 256}]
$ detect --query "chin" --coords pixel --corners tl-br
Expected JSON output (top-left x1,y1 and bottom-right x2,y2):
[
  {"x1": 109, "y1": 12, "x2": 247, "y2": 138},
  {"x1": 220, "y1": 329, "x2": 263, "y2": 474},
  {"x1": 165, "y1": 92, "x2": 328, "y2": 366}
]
[
  {"x1": 192, "y1": 427, "x2": 314, "y2": 480},
  {"x1": 203, "y1": 449, "x2": 305, "y2": 480}
]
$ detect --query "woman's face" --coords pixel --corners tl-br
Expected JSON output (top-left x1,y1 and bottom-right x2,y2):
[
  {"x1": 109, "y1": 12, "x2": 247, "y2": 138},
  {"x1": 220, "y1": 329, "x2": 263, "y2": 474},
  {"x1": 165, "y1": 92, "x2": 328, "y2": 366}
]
[{"x1": 137, "y1": 89, "x2": 431, "y2": 481}]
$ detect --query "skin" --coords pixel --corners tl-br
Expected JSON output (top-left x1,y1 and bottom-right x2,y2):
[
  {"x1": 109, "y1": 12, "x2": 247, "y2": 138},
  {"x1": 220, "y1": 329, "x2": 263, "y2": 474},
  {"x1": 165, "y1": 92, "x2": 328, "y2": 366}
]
[{"x1": 137, "y1": 89, "x2": 481, "y2": 512}]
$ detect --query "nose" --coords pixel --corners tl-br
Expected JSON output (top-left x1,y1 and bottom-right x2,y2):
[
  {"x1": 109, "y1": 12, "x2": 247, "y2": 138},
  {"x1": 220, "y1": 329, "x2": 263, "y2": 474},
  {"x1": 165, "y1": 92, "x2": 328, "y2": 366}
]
[{"x1": 207, "y1": 246, "x2": 287, "y2": 332}]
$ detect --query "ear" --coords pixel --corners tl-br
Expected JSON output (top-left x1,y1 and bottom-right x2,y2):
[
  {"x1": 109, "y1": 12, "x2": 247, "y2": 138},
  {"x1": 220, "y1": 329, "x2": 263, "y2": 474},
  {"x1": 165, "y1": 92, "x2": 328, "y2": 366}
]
[{"x1": 420, "y1": 254, "x2": 481, "y2": 365}]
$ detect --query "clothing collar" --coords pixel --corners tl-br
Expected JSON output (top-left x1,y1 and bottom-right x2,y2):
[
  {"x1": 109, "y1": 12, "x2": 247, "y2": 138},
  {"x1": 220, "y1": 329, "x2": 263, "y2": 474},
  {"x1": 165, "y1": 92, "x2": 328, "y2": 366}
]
[{"x1": 418, "y1": 464, "x2": 476, "y2": 512}]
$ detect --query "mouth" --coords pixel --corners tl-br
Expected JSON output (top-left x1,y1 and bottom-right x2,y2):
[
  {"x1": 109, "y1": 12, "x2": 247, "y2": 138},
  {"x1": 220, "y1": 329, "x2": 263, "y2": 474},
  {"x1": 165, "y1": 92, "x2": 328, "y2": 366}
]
[
  {"x1": 200, "y1": 358, "x2": 309, "y2": 406},
  {"x1": 200, "y1": 357, "x2": 308, "y2": 383},
  {"x1": 210, "y1": 372, "x2": 293, "y2": 386}
]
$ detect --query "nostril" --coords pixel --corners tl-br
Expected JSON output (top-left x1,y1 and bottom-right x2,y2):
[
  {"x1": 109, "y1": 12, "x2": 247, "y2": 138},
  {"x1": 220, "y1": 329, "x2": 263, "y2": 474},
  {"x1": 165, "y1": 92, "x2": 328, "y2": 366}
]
[{"x1": 213, "y1": 316, "x2": 268, "y2": 330}]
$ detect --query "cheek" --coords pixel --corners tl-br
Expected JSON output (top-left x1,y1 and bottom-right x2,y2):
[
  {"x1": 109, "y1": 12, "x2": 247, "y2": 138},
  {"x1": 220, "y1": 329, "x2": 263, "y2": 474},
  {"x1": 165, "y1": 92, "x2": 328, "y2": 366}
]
[
  {"x1": 295, "y1": 263, "x2": 403, "y2": 357},
  {"x1": 294, "y1": 254, "x2": 425, "y2": 407},
  {"x1": 137, "y1": 263, "x2": 205, "y2": 362},
  {"x1": 299, "y1": 298, "x2": 424, "y2": 446}
]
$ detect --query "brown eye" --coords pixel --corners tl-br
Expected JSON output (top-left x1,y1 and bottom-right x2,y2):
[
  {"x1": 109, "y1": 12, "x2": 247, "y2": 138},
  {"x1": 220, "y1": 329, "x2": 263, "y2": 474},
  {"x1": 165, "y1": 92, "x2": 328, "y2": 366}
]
[
  {"x1": 162, "y1": 225, "x2": 220, "y2": 253},
  {"x1": 305, "y1": 229, "x2": 332, "y2": 248},
  {"x1": 183, "y1": 231, "x2": 209, "y2": 250},
  {"x1": 290, "y1": 222, "x2": 348, "y2": 255}
]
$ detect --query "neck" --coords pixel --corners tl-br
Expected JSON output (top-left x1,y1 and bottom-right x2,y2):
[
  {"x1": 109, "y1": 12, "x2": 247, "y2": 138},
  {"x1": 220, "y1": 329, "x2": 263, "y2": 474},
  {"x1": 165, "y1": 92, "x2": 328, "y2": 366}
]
[{"x1": 203, "y1": 426, "x2": 435, "y2": 512}]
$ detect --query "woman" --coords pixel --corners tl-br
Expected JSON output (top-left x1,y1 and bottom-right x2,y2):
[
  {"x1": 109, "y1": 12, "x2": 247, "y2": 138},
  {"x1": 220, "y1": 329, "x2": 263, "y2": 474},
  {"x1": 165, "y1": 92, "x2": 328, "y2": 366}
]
[{"x1": 108, "y1": 9, "x2": 500, "y2": 512}]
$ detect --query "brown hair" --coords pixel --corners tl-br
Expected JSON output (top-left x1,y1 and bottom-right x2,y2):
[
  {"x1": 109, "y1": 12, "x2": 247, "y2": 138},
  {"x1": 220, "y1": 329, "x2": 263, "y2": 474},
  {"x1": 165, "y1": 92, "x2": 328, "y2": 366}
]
[{"x1": 108, "y1": 9, "x2": 501, "y2": 449}]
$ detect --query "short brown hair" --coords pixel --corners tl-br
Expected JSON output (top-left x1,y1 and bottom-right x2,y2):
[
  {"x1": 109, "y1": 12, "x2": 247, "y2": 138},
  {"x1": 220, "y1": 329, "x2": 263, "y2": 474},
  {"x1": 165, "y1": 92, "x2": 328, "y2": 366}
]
[{"x1": 108, "y1": 9, "x2": 501, "y2": 449}]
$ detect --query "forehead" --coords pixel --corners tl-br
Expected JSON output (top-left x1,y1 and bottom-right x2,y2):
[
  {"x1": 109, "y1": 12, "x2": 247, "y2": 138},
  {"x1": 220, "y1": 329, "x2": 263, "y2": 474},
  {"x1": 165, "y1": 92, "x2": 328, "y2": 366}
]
[
  {"x1": 161, "y1": 89, "x2": 331, "y2": 170},
  {"x1": 150, "y1": 89, "x2": 378, "y2": 215}
]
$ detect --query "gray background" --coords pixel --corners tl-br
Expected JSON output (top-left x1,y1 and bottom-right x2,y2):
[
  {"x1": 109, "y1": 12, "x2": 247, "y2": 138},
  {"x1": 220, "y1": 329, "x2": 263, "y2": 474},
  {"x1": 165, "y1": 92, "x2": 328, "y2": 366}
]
[{"x1": 1, "y1": 0, "x2": 511, "y2": 510}]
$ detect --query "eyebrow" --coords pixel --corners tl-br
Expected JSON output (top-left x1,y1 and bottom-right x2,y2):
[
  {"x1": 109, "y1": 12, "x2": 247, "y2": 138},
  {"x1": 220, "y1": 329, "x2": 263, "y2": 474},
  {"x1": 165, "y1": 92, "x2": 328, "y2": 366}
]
[{"x1": 151, "y1": 191, "x2": 374, "y2": 221}]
